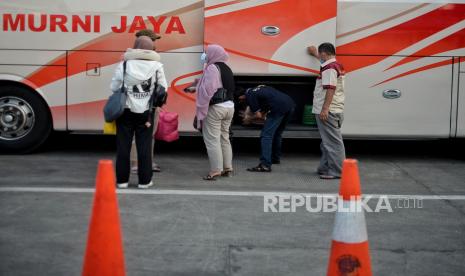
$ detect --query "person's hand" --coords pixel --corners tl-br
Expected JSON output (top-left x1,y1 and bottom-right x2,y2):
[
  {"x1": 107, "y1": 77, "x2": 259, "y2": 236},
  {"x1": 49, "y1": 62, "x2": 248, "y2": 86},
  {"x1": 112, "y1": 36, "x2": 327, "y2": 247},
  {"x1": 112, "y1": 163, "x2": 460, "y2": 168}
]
[
  {"x1": 184, "y1": 86, "x2": 196, "y2": 93},
  {"x1": 307, "y1": 46, "x2": 318, "y2": 57},
  {"x1": 319, "y1": 108, "x2": 329, "y2": 122},
  {"x1": 145, "y1": 122, "x2": 152, "y2": 128},
  {"x1": 255, "y1": 111, "x2": 263, "y2": 119},
  {"x1": 184, "y1": 81, "x2": 198, "y2": 93}
]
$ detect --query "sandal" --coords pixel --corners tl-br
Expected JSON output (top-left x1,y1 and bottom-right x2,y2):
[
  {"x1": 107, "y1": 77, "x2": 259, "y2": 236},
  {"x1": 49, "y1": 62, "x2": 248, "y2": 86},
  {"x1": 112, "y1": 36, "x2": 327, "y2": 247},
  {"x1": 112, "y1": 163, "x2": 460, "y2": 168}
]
[
  {"x1": 247, "y1": 164, "x2": 272, "y2": 172},
  {"x1": 221, "y1": 169, "x2": 233, "y2": 177},
  {"x1": 203, "y1": 174, "x2": 220, "y2": 181}
]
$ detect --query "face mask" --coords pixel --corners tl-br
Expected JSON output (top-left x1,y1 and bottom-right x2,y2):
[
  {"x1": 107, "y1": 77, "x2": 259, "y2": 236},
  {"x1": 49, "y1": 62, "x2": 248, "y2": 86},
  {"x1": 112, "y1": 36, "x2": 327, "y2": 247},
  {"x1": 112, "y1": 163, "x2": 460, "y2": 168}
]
[{"x1": 200, "y1": 52, "x2": 207, "y2": 63}]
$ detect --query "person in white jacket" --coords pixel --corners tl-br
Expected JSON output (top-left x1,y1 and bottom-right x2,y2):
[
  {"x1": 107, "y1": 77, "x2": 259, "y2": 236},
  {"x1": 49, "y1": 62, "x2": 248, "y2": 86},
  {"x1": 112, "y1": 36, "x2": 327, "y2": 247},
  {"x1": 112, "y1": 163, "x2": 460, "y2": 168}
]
[
  {"x1": 110, "y1": 36, "x2": 167, "y2": 189},
  {"x1": 131, "y1": 29, "x2": 163, "y2": 174}
]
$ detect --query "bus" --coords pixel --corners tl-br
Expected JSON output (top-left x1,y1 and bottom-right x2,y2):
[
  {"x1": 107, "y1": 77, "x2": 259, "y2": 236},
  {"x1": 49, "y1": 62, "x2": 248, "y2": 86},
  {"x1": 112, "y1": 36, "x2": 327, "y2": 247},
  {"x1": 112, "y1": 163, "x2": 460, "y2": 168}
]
[{"x1": 0, "y1": 0, "x2": 464, "y2": 152}]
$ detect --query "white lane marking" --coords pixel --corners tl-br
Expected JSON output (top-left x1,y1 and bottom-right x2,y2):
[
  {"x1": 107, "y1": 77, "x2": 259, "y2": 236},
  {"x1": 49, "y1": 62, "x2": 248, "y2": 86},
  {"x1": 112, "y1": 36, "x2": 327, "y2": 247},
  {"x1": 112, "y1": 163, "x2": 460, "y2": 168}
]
[{"x1": 0, "y1": 187, "x2": 465, "y2": 200}]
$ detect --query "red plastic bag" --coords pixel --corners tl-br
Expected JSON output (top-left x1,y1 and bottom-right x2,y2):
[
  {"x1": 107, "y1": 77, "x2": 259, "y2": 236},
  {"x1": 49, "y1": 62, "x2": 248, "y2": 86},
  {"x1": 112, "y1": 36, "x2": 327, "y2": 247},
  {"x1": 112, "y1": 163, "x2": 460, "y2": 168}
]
[{"x1": 155, "y1": 110, "x2": 179, "y2": 142}]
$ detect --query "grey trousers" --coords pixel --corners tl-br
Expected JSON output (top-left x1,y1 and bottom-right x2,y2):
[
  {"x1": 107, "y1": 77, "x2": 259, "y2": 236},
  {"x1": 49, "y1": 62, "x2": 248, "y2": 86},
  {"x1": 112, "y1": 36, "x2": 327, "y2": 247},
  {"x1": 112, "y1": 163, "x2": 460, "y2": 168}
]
[
  {"x1": 202, "y1": 105, "x2": 234, "y2": 172},
  {"x1": 315, "y1": 112, "x2": 346, "y2": 177}
]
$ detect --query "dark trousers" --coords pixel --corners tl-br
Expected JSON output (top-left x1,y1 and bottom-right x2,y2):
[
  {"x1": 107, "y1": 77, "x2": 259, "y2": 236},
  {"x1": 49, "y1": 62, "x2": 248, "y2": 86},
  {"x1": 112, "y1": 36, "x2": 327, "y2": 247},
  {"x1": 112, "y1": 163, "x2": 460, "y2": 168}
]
[
  {"x1": 116, "y1": 109, "x2": 154, "y2": 184},
  {"x1": 260, "y1": 109, "x2": 293, "y2": 167}
]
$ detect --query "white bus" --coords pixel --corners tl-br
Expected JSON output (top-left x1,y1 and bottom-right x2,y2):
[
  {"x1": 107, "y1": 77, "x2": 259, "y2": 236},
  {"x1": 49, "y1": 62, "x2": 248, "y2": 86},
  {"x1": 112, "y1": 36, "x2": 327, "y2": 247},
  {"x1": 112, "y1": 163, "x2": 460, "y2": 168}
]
[{"x1": 0, "y1": 0, "x2": 464, "y2": 152}]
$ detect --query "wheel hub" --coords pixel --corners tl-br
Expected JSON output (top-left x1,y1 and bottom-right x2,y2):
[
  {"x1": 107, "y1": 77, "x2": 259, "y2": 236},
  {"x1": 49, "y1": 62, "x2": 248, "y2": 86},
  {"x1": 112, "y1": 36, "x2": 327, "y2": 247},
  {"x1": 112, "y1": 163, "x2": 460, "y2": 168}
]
[
  {"x1": 0, "y1": 97, "x2": 35, "y2": 140},
  {"x1": 3, "y1": 114, "x2": 14, "y2": 123}
]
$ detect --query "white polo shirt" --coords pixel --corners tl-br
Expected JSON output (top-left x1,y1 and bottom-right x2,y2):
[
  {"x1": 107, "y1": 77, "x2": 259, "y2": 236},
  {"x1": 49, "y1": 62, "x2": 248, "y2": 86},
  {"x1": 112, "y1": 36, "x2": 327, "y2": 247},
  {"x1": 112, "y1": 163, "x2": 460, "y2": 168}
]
[{"x1": 312, "y1": 58, "x2": 345, "y2": 114}]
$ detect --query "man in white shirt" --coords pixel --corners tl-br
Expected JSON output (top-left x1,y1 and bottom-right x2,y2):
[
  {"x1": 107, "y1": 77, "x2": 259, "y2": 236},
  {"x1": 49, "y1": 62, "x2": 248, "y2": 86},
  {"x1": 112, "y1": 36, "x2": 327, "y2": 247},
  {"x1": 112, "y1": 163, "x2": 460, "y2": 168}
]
[{"x1": 308, "y1": 43, "x2": 346, "y2": 179}]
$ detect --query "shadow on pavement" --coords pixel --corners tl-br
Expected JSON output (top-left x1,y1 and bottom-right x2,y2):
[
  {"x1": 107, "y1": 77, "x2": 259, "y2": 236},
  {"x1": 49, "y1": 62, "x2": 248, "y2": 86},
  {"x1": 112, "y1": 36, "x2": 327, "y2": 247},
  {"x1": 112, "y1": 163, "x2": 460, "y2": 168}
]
[{"x1": 38, "y1": 132, "x2": 465, "y2": 161}]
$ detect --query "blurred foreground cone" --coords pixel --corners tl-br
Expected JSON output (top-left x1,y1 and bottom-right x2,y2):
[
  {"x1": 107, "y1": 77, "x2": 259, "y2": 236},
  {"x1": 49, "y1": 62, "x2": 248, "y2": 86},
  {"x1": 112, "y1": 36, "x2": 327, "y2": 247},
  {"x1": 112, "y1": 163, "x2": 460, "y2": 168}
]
[
  {"x1": 82, "y1": 160, "x2": 125, "y2": 276},
  {"x1": 327, "y1": 159, "x2": 372, "y2": 276}
]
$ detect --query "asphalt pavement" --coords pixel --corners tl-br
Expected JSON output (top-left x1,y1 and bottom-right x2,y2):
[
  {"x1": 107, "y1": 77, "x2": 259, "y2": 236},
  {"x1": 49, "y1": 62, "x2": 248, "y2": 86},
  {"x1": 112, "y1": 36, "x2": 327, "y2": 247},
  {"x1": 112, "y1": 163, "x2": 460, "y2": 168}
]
[{"x1": 0, "y1": 134, "x2": 464, "y2": 275}]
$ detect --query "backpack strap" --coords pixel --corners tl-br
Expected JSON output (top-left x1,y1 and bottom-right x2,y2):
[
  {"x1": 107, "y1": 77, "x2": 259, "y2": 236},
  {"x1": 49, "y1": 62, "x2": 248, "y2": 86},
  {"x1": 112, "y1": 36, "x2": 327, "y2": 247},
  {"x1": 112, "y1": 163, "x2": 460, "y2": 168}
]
[
  {"x1": 147, "y1": 70, "x2": 159, "y2": 122},
  {"x1": 121, "y1": 61, "x2": 127, "y2": 94},
  {"x1": 214, "y1": 64, "x2": 223, "y2": 88},
  {"x1": 214, "y1": 62, "x2": 234, "y2": 101}
]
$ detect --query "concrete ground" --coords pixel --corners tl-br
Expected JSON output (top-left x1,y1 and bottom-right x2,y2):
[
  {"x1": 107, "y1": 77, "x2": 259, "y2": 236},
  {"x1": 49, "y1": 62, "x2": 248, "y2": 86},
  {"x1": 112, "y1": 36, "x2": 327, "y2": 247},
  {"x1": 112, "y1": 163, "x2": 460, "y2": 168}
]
[{"x1": 0, "y1": 134, "x2": 464, "y2": 276}]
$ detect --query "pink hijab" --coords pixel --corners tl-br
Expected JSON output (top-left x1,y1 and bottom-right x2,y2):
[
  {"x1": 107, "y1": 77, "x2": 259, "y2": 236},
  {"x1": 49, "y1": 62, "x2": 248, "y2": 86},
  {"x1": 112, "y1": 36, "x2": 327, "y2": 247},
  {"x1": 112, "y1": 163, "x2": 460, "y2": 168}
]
[{"x1": 195, "y1": 44, "x2": 229, "y2": 124}]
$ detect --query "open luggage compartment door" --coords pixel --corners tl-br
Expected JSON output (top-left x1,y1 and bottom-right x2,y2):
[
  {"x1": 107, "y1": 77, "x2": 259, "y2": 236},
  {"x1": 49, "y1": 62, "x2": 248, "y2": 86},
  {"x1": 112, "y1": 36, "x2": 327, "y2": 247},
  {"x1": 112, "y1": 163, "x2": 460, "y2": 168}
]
[{"x1": 204, "y1": 0, "x2": 337, "y2": 76}]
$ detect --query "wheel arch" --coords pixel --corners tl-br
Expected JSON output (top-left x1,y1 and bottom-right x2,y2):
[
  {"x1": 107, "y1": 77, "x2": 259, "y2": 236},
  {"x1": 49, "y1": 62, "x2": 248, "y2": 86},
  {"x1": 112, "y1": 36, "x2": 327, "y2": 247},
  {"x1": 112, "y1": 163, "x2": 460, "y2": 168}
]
[{"x1": 0, "y1": 78, "x2": 54, "y2": 130}]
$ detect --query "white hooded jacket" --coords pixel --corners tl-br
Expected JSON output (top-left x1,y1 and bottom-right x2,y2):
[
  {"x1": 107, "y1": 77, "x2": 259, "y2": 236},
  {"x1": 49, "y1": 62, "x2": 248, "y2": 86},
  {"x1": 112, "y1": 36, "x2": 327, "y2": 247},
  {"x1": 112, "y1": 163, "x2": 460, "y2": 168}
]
[{"x1": 110, "y1": 48, "x2": 168, "y2": 113}]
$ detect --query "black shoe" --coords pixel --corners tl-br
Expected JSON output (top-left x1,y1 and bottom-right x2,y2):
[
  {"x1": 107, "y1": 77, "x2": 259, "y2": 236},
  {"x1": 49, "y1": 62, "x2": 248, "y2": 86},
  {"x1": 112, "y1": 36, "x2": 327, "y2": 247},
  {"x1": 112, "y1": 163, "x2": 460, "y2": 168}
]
[
  {"x1": 319, "y1": 174, "x2": 340, "y2": 180},
  {"x1": 272, "y1": 160, "x2": 281, "y2": 165},
  {"x1": 247, "y1": 164, "x2": 272, "y2": 172}
]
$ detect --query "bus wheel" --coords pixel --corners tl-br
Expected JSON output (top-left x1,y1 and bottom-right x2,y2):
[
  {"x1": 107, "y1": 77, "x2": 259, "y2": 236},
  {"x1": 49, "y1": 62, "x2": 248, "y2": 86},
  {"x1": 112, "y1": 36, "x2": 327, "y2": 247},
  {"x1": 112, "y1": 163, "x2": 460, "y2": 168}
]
[{"x1": 0, "y1": 85, "x2": 52, "y2": 153}]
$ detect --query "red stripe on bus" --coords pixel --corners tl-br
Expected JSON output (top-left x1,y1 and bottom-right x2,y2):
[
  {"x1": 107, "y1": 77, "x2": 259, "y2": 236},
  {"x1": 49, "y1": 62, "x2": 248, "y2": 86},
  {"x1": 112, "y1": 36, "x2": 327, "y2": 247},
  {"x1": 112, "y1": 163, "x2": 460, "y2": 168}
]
[{"x1": 170, "y1": 70, "x2": 203, "y2": 102}]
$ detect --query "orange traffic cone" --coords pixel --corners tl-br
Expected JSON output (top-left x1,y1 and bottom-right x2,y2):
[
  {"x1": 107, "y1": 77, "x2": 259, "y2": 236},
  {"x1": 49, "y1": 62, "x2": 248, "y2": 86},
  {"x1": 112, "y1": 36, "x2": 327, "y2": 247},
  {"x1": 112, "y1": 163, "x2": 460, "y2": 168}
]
[
  {"x1": 82, "y1": 160, "x2": 125, "y2": 276},
  {"x1": 327, "y1": 159, "x2": 372, "y2": 276}
]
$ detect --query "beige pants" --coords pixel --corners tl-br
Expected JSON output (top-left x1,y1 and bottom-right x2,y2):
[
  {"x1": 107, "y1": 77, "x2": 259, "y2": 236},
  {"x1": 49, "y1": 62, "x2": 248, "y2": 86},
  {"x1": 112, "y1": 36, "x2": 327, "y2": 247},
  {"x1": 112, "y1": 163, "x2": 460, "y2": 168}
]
[
  {"x1": 131, "y1": 108, "x2": 160, "y2": 166},
  {"x1": 202, "y1": 105, "x2": 234, "y2": 172}
]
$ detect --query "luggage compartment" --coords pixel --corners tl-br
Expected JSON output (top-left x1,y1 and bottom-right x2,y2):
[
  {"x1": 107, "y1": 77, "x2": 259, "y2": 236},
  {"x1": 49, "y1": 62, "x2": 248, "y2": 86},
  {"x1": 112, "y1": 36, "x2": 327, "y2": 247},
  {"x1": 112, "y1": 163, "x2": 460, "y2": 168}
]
[{"x1": 232, "y1": 75, "x2": 319, "y2": 138}]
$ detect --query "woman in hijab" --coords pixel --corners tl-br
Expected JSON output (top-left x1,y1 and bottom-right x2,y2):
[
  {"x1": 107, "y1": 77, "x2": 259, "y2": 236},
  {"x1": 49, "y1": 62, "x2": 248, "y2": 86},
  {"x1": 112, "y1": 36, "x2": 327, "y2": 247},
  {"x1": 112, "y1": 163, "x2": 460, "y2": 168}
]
[
  {"x1": 130, "y1": 31, "x2": 163, "y2": 174},
  {"x1": 194, "y1": 44, "x2": 235, "y2": 180},
  {"x1": 110, "y1": 36, "x2": 167, "y2": 189}
]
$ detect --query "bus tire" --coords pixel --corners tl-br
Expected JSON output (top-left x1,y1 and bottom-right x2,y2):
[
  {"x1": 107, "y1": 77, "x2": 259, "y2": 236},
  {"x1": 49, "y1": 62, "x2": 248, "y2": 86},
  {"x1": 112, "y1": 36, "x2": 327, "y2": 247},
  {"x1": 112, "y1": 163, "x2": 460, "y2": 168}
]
[{"x1": 0, "y1": 85, "x2": 52, "y2": 153}]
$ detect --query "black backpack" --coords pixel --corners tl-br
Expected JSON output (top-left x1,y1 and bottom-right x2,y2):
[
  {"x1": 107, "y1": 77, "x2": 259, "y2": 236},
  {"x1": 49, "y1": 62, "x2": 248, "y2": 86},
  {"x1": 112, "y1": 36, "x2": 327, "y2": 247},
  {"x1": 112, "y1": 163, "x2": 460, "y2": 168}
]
[{"x1": 148, "y1": 70, "x2": 167, "y2": 108}]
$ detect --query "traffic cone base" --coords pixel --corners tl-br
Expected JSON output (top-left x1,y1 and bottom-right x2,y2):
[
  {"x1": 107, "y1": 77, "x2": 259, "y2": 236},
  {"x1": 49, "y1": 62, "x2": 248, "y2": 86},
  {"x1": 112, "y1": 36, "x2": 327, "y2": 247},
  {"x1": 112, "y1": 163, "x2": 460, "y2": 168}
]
[{"x1": 328, "y1": 241, "x2": 371, "y2": 275}]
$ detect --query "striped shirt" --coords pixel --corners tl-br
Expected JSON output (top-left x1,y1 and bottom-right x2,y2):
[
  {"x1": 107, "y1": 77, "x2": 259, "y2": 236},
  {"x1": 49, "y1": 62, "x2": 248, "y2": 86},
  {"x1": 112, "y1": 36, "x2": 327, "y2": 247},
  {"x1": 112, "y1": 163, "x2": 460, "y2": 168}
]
[{"x1": 312, "y1": 58, "x2": 345, "y2": 114}]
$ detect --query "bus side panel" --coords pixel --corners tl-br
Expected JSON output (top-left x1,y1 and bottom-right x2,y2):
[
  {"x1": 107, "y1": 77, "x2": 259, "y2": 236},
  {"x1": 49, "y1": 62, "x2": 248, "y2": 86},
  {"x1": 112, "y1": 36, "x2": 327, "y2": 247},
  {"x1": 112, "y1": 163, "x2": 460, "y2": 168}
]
[
  {"x1": 61, "y1": 1, "x2": 204, "y2": 132},
  {"x1": 67, "y1": 53, "x2": 202, "y2": 132},
  {"x1": 204, "y1": 0, "x2": 336, "y2": 76},
  {"x1": 342, "y1": 56, "x2": 452, "y2": 137},
  {"x1": 1, "y1": 0, "x2": 204, "y2": 133},
  {"x1": 337, "y1": 2, "x2": 465, "y2": 138}
]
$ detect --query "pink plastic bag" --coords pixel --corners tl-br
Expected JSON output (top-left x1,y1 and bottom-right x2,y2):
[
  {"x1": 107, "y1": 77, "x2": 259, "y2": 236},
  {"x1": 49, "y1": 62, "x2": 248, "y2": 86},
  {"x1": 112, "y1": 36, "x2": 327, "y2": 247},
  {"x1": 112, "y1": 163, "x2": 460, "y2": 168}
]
[{"x1": 155, "y1": 110, "x2": 179, "y2": 142}]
